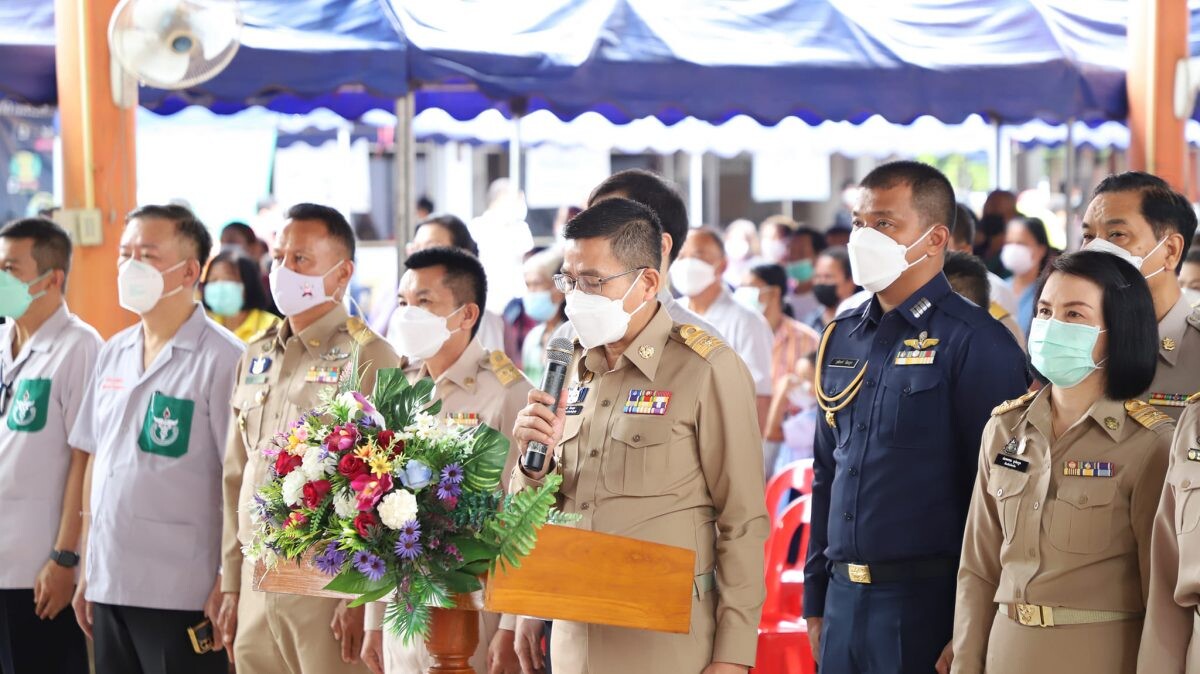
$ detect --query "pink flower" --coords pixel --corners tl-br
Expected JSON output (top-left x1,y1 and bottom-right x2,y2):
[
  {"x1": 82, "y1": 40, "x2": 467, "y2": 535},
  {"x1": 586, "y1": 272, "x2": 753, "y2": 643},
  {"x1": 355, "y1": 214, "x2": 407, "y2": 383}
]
[
  {"x1": 324, "y1": 425, "x2": 359, "y2": 453},
  {"x1": 285, "y1": 511, "x2": 308, "y2": 529},
  {"x1": 350, "y1": 473, "x2": 393, "y2": 511}
]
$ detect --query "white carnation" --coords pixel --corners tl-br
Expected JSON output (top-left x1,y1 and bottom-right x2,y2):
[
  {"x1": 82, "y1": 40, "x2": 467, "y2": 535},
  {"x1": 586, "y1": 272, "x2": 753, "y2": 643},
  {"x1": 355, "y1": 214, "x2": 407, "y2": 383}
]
[
  {"x1": 377, "y1": 489, "x2": 419, "y2": 530},
  {"x1": 333, "y1": 491, "x2": 358, "y2": 518},
  {"x1": 301, "y1": 448, "x2": 336, "y2": 481},
  {"x1": 281, "y1": 470, "x2": 307, "y2": 507}
]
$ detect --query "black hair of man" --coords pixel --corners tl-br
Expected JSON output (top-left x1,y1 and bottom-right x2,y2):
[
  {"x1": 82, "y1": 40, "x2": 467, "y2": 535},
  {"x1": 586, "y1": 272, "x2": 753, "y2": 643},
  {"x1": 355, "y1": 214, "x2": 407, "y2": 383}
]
[
  {"x1": 951, "y1": 203, "x2": 977, "y2": 249},
  {"x1": 1033, "y1": 250, "x2": 1158, "y2": 399},
  {"x1": 943, "y1": 251, "x2": 990, "y2": 308},
  {"x1": 1092, "y1": 171, "x2": 1197, "y2": 269},
  {"x1": 564, "y1": 197, "x2": 663, "y2": 273},
  {"x1": 859, "y1": 160, "x2": 956, "y2": 231},
  {"x1": 404, "y1": 246, "x2": 488, "y2": 339},
  {"x1": 749, "y1": 263, "x2": 792, "y2": 318},
  {"x1": 817, "y1": 245, "x2": 854, "y2": 282},
  {"x1": 415, "y1": 214, "x2": 479, "y2": 257},
  {"x1": 588, "y1": 169, "x2": 687, "y2": 263},
  {"x1": 127, "y1": 204, "x2": 212, "y2": 265},
  {"x1": 203, "y1": 249, "x2": 274, "y2": 314},
  {"x1": 0, "y1": 217, "x2": 73, "y2": 290},
  {"x1": 417, "y1": 196, "x2": 435, "y2": 214},
  {"x1": 286, "y1": 203, "x2": 356, "y2": 260},
  {"x1": 221, "y1": 221, "x2": 256, "y2": 247},
  {"x1": 791, "y1": 225, "x2": 827, "y2": 253},
  {"x1": 1186, "y1": 248, "x2": 1200, "y2": 265},
  {"x1": 690, "y1": 226, "x2": 726, "y2": 257}
]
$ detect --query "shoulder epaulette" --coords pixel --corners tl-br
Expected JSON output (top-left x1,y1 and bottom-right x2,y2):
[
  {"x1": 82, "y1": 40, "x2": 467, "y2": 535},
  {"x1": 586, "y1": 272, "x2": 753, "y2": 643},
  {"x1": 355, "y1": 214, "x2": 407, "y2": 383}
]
[
  {"x1": 247, "y1": 324, "x2": 280, "y2": 345},
  {"x1": 672, "y1": 324, "x2": 728, "y2": 361},
  {"x1": 992, "y1": 390, "x2": 1037, "y2": 417},
  {"x1": 485, "y1": 350, "x2": 524, "y2": 388},
  {"x1": 988, "y1": 302, "x2": 1010, "y2": 321},
  {"x1": 1189, "y1": 391, "x2": 1200, "y2": 405},
  {"x1": 1187, "y1": 307, "x2": 1200, "y2": 330},
  {"x1": 345, "y1": 316, "x2": 377, "y2": 346},
  {"x1": 1125, "y1": 399, "x2": 1173, "y2": 430}
]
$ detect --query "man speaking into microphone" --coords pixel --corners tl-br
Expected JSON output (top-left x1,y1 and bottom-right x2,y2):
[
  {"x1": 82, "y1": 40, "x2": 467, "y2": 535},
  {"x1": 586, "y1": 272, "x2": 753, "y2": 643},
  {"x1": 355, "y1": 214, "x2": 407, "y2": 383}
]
[{"x1": 511, "y1": 198, "x2": 768, "y2": 674}]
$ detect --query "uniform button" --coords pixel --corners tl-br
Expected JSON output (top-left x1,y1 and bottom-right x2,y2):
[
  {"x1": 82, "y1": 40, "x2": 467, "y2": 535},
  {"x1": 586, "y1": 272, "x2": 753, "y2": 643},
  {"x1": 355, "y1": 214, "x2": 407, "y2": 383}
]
[
  {"x1": 1028, "y1": 548, "x2": 1036, "y2": 557},
  {"x1": 902, "y1": 386, "x2": 912, "y2": 394},
  {"x1": 996, "y1": 488, "x2": 1004, "y2": 497},
  {"x1": 589, "y1": 449, "x2": 598, "y2": 457},
  {"x1": 581, "y1": 502, "x2": 591, "y2": 511},
  {"x1": 601, "y1": 400, "x2": 611, "y2": 408},
  {"x1": 1184, "y1": 480, "x2": 1192, "y2": 489},
  {"x1": 849, "y1": 467, "x2": 858, "y2": 476},
  {"x1": 864, "y1": 380, "x2": 875, "y2": 387},
  {"x1": 843, "y1": 513, "x2": 854, "y2": 521},
  {"x1": 855, "y1": 423, "x2": 866, "y2": 431},
  {"x1": 1078, "y1": 495, "x2": 1088, "y2": 505},
  {"x1": 1033, "y1": 502, "x2": 1040, "y2": 511},
  {"x1": 632, "y1": 434, "x2": 641, "y2": 442}
]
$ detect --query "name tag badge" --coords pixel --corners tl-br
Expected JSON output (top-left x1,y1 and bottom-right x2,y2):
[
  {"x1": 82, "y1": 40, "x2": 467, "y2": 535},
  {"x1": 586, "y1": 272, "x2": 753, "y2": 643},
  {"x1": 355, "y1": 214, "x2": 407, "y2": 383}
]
[
  {"x1": 565, "y1": 404, "x2": 584, "y2": 416},
  {"x1": 101, "y1": 377, "x2": 125, "y2": 391},
  {"x1": 244, "y1": 374, "x2": 269, "y2": 385},
  {"x1": 829, "y1": 358, "x2": 859, "y2": 369},
  {"x1": 1063, "y1": 460, "x2": 1114, "y2": 477},
  {"x1": 994, "y1": 454, "x2": 1029, "y2": 473}
]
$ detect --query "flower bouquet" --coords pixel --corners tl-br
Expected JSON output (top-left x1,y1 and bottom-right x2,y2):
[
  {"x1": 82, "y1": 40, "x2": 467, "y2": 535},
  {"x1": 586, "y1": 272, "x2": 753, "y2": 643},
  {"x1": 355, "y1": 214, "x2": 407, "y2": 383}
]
[{"x1": 246, "y1": 365, "x2": 564, "y2": 643}]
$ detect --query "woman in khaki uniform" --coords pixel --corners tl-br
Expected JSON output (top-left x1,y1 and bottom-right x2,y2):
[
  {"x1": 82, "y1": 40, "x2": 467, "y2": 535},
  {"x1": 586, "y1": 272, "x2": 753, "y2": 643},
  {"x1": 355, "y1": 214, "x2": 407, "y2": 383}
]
[
  {"x1": 1138, "y1": 398, "x2": 1200, "y2": 673},
  {"x1": 951, "y1": 251, "x2": 1173, "y2": 674}
]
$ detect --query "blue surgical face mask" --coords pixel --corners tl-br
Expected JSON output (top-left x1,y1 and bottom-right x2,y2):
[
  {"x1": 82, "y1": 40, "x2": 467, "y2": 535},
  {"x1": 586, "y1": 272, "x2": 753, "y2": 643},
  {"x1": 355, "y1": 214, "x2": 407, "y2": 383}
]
[
  {"x1": 1028, "y1": 317, "x2": 1107, "y2": 388},
  {"x1": 204, "y1": 281, "x2": 245, "y2": 317},
  {"x1": 523, "y1": 290, "x2": 559, "y2": 323}
]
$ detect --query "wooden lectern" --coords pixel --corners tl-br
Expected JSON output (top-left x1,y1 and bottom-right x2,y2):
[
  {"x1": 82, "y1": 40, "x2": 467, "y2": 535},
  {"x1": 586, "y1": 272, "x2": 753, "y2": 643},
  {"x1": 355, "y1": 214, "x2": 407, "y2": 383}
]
[{"x1": 255, "y1": 525, "x2": 696, "y2": 674}]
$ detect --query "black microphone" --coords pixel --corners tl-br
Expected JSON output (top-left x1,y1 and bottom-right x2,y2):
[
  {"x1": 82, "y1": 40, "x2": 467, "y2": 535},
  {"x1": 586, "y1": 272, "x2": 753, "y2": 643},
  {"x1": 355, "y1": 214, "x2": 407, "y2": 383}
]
[{"x1": 522, "y1": 338, "x2": 575, "y2": 473}]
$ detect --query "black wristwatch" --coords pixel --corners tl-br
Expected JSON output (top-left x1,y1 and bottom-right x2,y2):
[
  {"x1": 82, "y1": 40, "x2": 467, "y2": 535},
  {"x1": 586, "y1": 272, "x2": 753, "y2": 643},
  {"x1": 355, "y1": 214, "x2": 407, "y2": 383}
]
[{"x1": 49, "y1": 549, "x2": 79, "y2": 568}]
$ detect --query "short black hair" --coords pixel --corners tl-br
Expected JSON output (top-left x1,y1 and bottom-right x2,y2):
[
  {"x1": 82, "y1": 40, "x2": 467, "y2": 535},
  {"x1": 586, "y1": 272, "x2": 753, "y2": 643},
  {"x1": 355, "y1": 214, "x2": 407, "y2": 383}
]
[
  {"x1": 416, "y1": 196, "x2": 434, "y2": 214},
  {"x1": 943, "y1": 251, "x2": 990, "y2": 308},
  {"x1": 0, "y1": 217, "x2": 73, "y2": 288},
  {"x1": 286, "y1": 203, "x2": 356, "y2": 259},
  {"x1": 1033, "y1": 250, "x2": 1158, "y2": 400},
  {"x1": 979, "y1": 213, "x2": 1007, "y2": 239},
  {"x1": 860, "y1": 160, "x2": 956, "y2": 231},
  {"x1": 415, "y1": 215, "x2": 479, "y2": 257},
  {"x1": 221, "y1": 221, "x2": 256, "y2": 247},
  {"x1": 127, "y1": 204, "x2": 212, "y2": 265},
  {"x1": 1013, "y1": 216, "x2": 1053, "y2": 274},
  {"x1": 1092, "y1": 171, "x2": 1197, "y2": 269},
  {"x1": 749, "y1": 263, "x2": 790, "y2": 315},
  {"x1": 404, "y1": 246, "x2": 488, "y2": 339},
  {"x1": 589, "y1": 169, "x2": 687, "y2": 263},
  {"x1": 202, "y1": 249, "x2": 274, "y2": 314},
  {"x1": 565, "y1": 198, "x2": 663, "y2": 272},
  {"x1": 790, "y1": 226, "x2": 827, "y2": 253},
  {"x1": 817, "y1": 245, "x2": 853, "y2": 282},
  {"x1": 951, "y1": 203, "x2": 977, "y2": 249}
]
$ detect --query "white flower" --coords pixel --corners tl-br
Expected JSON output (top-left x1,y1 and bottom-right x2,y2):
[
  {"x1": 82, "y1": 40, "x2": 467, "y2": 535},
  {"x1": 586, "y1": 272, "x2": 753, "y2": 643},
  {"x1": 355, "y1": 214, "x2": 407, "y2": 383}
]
[
  {"x1": 377, "y1": 489, "x2": 419, "y2": 530},
  {"x1": 282, "y1": 470, "x2": 307, "y2": 507},
  {"x1": 333, "y1": 490, "x2": 358, "y2": 519},
  {"x1": 301, "y1": 448, "x2": 336, "y2": 481}
]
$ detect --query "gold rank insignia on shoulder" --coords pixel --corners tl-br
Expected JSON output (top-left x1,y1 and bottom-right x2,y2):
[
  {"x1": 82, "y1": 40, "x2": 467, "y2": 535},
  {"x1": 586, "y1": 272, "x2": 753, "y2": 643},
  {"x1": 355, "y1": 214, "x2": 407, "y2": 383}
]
[
  {"x1": 1149, "y1": 392, "x2": 1191, "y2": 408},
  {"x1": 486, "y1": 351, "x2": 524, "y2": 388},
  {"x1": 991, "y1": 390, "x2": 1037, "y2": 417},
  {"x1": 1189, "y1": 391, "x2": 1200, "y2": 405},
  {"x1": 1064, "y1": 460, "x2": 1114, "y2": 477},
  {"x1": 1125, "y1": 399, "x2": 1173, "y2": 430},
  {"x1": 674, "y1": 324, "x2": 727, "y2": 360},
  {"x1": 345, "y1": 316, "x2": 377, "y2": 346}
]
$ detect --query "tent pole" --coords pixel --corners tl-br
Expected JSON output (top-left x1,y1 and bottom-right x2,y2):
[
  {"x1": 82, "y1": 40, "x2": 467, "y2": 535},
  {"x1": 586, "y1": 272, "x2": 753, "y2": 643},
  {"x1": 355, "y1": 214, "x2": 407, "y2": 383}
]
[
  {"x1": 394, "y1": 91, "x2": 416, "y2": 259},
  {"x1": 509, "y1": 113, "x2": 522, "y2": 190},
  {"x1": 1064, "y1": 117, "x2": 1080, "y2": 250},
  {"x1": 688, "y1": 151, "x2": 703, "y2": 227}
]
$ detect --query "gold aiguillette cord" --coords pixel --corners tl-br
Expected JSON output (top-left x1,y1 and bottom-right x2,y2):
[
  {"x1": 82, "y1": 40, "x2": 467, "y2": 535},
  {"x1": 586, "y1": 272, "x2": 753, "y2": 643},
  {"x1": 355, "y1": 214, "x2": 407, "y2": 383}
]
[{"x1": 814, "y1": 321, "x2": 868, "y2": 429}]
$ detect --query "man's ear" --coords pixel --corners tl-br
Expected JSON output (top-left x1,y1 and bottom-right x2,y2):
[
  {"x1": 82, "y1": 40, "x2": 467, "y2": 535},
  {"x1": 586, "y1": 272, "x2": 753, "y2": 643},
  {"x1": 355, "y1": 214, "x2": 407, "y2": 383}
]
[
  {"x1": 459, "y1": 302, "x2": 481, "y2": 333},
  {"x1": 641, "y1": 267, "x2": 662, "y2": 301}
]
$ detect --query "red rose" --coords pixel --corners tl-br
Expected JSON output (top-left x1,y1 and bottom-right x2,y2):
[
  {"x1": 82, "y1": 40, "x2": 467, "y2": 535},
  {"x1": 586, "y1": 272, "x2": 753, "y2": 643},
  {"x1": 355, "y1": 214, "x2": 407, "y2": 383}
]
[
  {"x1": 354, "y1": 511, "x2": 378, "y2": 538},
  {"x1": 377, "y1": 430, "x2": 395, "y2": 452},
  {"x1": 285, "y1": 511, "x2": 308, "y2": 529},
  {"x1": 302, "y1": 479, "x2": 332, "y2": 509},
  {"x1": 274, "y1": 452, "x2": 302, "y2": 477},
  {"x1": 337, "y1": 454, "x2": 368, "y2": 479}
]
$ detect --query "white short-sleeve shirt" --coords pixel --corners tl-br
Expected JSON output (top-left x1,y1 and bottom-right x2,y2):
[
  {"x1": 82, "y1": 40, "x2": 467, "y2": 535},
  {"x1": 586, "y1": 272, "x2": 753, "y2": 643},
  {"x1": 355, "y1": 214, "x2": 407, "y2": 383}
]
[
  {"x1": 69, "y1": 304, "x2": 244, "y2": 611},
  {"x1": 0, "y1": 307, "x2": 101, "y2": 588},
  {"x1": 682, "y1": 287, "x2": 775, "y2": 396}
]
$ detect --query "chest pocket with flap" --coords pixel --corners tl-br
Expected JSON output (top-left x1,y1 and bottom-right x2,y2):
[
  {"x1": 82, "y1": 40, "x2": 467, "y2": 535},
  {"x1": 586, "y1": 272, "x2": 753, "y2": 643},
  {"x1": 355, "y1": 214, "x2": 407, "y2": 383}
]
[
  {"x1": 988, "y1": 467, "x2": 1029, "y2": 544},
  {"x1": 1047, "y1": 479, "x2": 1119, "y2": 554},
  {"x1": 1173, "y1": 468, "x2": 1200, "y2": 535},
  {"x1": 602, "y1": 418, "x2": 675, "y2": 496}
]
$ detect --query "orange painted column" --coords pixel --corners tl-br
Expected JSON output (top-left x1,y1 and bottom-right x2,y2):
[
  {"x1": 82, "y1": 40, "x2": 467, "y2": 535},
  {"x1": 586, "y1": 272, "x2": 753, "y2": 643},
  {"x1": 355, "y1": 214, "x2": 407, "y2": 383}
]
[
  {"x1": 55, "y1": 0, "x2": 137, "y2": 338},
  {"x1": 1127, "y1": 0, "x2": 1188, "y2": 191}
]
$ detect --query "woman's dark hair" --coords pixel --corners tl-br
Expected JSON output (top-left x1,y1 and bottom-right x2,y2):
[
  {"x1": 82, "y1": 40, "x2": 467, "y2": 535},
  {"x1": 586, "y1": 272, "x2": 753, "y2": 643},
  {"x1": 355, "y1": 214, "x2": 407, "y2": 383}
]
[
  {"x1": 415, "y1": 214, "x2": 479, "y2": 257},
  {"x1": 749, "y1": 263, "x2": 793, "y2": 318},
  {"x1": 1013, "y1": 216, "x2": 1055, "y2": 272},
  {"x1": 202, "y1": 250, "x2": 273, "y2": 314},
  {"x1": 1032, "y1": 250, "x2": 1158, "y2": 399}
]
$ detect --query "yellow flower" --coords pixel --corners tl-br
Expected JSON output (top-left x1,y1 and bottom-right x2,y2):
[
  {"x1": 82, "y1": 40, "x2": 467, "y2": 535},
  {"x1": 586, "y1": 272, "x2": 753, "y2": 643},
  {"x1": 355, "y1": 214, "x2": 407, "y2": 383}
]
[
  {"x1": 368, "y1": 454, "x2": 393, "y2": 478},
  {"x1": 354, "y1": 444, "x2": 373, "y2": 460}
]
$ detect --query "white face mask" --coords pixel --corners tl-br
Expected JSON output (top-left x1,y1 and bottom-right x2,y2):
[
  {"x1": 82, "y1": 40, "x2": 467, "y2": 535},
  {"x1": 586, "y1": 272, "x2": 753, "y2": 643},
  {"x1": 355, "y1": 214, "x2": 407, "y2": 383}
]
[
  {"x1": 846, "y1": 226, "x2": 934, "y2": 293},
  {"x1": 118, "y1": 258, "x2": 187, "y2": 315},
  {"x1": 762, "y1": 238, "x2": 789, "y2": 263},
  {"x1": 270, "y1": 261, "x2": 343, "y2": 317},
  {"x1": 564, "y1": 270, "x2": 648, "y2": 350},
  {"x1": 725, "y1": 238, "x2": 751, "y2": 260},
  {"x1": 1085, "y1": 237, "x2": 1168, "y2": 279},
  {"x1": 1000, "y1": 243, "x2": 1036, "y2": 276},
  {"x1": 787, "y1": 379, "x2": 816, "y2": 410},
  {"x1": 388, "y1": 304, "x2": 464, "y2": 360},
  {"x1": 669, "y1": 258, "x2": 717, "y2": 297}
]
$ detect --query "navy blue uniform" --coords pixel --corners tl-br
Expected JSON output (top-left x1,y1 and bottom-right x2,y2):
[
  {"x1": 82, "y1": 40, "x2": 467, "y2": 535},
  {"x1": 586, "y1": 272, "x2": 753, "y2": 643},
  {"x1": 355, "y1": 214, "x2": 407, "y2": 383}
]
[{"x1": 803, "y1": 273, "x2": 1028, "y2": 673}]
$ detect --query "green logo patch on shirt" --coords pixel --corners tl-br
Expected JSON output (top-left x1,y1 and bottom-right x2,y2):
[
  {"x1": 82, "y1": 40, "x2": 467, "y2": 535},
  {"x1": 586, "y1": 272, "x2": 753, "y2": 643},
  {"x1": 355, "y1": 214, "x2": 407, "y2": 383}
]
[
  {"x1": 6, "y1": 378, "x2": 50, "y2": 432},
  {"x1": 138, "y1": 392, "x2": 194, "y2": 458}
]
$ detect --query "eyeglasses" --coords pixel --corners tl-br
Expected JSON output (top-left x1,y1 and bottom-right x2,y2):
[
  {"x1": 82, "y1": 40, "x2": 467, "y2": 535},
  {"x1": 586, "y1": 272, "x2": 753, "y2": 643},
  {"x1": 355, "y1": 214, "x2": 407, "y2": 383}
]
[{"x1": 553, "y1": 267, "x2": 647, "y2": 295}]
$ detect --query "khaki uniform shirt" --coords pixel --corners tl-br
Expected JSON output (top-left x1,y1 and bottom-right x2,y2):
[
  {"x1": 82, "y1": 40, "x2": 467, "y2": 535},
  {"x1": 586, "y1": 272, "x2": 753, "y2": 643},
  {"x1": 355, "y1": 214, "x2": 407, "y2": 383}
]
[
  {"x1": 511, "y1": 304, "x2": 769, "y2": 669},
  {"x1": 1144, "y1": 298, "x2": 1200, "y2": 420},
  {"x1": 1138, "y1": 398, "x2": 1200, "y2": 674},
  {"x1": 221, "y1": 305, "x2": 399, "y2": 591},
  {"x1": 952, "y1": 389, "x2": 1173, "y2": 674}
]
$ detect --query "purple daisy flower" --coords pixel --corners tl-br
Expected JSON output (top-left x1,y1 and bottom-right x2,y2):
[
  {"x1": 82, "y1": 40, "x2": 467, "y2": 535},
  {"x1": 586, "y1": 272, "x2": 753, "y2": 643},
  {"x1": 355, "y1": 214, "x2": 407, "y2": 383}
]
[
  {"x1": 395, "y1": 536, "x2": 424, "y2": 561},
  {"x1": 355, "y1": 552, "x2": 386, "y2": 582},
  {"x1": 398, "y1": 520, "x2": 421, "y2": 540},
  {"x1": 440, "y1": 463, "x2": 464, "y2": 485},
  {"x1": 313, "y1": 542, "x2": 347, "y2": 576},
  {"x1": 436, "y1": 480, "x2": 462, "y2": 501}
]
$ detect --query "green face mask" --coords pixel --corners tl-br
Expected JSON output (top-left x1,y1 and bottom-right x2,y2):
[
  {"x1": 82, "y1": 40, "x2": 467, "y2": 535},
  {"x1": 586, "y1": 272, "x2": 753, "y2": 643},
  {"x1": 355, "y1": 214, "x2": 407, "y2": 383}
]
[
  {"x1": 786, "y1": 259, "x2": 814, "y2": 283},
  {"x1": 204, "y1": 281, "x2": 245, "y2": 317},
  {"x1": 0, "y1": 270, "x2": 50, "y2": 319},
  {"x1": 1028, "y1": 317, "x2": 1106, "y2": 388}
]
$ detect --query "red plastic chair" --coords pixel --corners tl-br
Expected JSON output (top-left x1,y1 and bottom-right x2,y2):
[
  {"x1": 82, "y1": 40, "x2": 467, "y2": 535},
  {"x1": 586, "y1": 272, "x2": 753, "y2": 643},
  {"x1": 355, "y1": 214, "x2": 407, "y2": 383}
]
[
  {"x1": 756, "y1": 495, "x2": 816, "y2": 674},
  {"x1": 765, "y1": 459, "x2": 815, "y2": 526}
]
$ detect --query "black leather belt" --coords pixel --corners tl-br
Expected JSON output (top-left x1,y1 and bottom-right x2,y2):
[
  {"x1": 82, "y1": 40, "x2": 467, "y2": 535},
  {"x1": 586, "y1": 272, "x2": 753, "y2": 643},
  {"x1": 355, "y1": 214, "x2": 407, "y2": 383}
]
[{"x1": 832, "y1": 558, "x2": 959, "y2": 584}]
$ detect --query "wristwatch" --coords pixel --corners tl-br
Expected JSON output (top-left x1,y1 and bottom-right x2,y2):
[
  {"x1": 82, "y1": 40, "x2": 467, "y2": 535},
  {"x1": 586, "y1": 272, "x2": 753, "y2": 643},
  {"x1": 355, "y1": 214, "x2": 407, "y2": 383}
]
[{"x1": 49, "y1": 549, "x2": 79, "y2": 568}]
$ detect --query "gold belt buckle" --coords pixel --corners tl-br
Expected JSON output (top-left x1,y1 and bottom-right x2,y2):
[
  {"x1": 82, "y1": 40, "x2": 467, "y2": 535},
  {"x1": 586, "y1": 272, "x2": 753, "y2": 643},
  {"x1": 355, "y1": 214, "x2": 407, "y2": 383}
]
[
  {"x1": 847, "y1": 563, "x2": 872, "y2": 584},
  {"x1": 1016, "y1": 604, "x2": 1055, "y2": 627}
]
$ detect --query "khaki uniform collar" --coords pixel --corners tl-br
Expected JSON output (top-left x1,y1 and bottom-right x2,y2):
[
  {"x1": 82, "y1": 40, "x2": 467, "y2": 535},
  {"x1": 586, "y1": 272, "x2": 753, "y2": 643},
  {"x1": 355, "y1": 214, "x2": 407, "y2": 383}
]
[
  {"x1": 581, "y1": 302, "x2": 671, "y2": 381},
  {"x1": 420, "y1": 338, "x2": 487, "y2": 394},
  {"x1": 279, "y1": 304, "x2": 350, "y2": 358},
  {"x1": 1021, "y1": 387, "x2": 1127, "y2": 443},
  {"x1": 1158, "y1": 296, "x2": 1191, "y2": 367}
]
